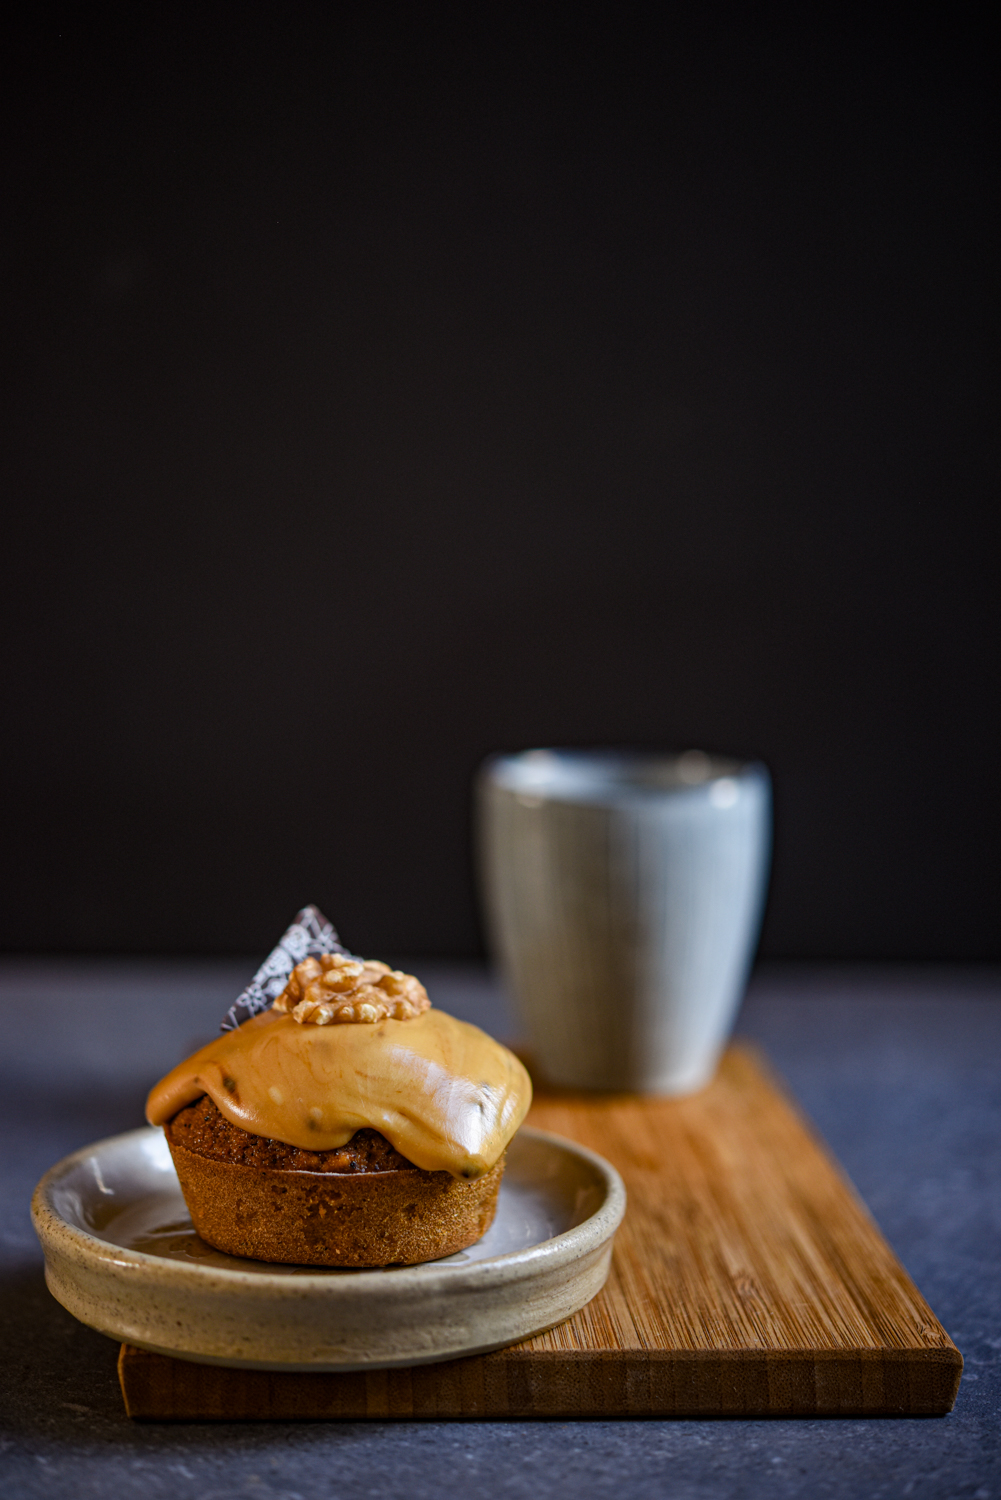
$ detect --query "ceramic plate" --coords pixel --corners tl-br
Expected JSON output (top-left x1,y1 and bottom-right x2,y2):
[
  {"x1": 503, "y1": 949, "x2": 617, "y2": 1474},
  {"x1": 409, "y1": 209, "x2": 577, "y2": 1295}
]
[{"x1": 32, "y1": 1126, "x2": 625, "y2": 1371}]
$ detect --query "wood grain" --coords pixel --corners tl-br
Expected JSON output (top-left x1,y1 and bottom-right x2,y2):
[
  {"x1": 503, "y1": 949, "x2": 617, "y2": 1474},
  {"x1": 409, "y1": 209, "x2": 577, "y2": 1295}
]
[{"x1": 118, "y1": 1044, "x2": 962, "y2": 1419}]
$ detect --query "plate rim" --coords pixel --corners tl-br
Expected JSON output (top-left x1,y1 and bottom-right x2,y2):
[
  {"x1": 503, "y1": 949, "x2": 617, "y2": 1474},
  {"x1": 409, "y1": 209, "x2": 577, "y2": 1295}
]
[{"x1": 32, "y1": 1123, "x2": 626, "y2": 1296}]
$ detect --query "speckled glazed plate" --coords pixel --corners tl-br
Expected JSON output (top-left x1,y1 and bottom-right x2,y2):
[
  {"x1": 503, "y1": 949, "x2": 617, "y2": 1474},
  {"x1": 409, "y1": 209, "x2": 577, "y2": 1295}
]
[{"x1": 32, "y1": 1126, "x2": 625, "y2": 1371}]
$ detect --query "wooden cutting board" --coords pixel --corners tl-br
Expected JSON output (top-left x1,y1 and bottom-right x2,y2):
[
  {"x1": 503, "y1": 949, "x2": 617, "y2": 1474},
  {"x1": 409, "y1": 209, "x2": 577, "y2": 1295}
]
[{"x1": 118, "y1": 1044, "x2": 962, "y2": 1419}]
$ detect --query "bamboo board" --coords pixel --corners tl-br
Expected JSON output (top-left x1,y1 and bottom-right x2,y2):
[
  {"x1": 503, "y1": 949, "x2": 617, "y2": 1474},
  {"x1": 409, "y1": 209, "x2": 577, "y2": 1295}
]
[{"x1": 119, "y1": 1044, "x2": 962, "y2": 1419}]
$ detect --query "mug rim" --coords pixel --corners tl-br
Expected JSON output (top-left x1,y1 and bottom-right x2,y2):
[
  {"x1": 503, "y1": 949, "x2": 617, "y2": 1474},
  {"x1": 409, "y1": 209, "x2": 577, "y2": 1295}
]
[{"x1": 480, "y1": 748, "x2": 769, "y2": 804}]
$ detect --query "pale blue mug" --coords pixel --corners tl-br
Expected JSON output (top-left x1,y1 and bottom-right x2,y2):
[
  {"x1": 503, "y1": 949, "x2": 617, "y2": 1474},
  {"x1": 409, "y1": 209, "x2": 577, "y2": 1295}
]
[{"x1": 476, "y1": 749, "x2": 771, "y2": 1094}]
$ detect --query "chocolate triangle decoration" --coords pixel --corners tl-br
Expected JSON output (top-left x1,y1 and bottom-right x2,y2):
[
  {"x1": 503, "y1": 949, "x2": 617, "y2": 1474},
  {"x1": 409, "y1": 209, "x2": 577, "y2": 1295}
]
[{"x1": 220, "y1": 905, "x2": 347, "y2": 1031}]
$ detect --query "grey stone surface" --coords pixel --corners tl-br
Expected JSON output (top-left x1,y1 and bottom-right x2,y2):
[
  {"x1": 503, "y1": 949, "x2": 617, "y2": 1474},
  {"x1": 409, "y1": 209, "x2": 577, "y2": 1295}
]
[{"x1": 1, "y1": 959, "x2": 998, "y2": 1499}]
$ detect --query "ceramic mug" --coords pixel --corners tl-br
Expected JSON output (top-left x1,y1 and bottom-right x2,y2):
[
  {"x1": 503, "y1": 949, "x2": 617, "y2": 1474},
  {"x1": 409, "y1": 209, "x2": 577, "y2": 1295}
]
[{"x1": 476, "y1": 749, "x2": 771, "y2": 1094}]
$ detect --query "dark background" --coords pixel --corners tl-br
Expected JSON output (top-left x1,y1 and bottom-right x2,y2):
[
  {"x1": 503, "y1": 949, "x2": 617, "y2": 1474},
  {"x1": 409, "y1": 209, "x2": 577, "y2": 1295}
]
[{"x1": 1, "y1": 4, "x2": 997, "y2": 960}]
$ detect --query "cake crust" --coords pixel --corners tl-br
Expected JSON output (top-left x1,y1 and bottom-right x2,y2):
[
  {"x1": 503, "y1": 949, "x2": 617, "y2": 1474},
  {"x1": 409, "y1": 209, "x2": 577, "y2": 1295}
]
[
  {"x1": 164, "y1": 1099, "x2": 505, "y2": 1267},
  {"x1": 167, "y1": 1095, "x2": 414, "y2": 1173}
]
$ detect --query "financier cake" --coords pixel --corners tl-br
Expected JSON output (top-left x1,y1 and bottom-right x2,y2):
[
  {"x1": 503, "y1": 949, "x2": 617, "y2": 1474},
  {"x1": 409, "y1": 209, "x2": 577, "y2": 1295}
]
[{"x1": 146, "y1": 950, "x2": 532, "y2": 1267}]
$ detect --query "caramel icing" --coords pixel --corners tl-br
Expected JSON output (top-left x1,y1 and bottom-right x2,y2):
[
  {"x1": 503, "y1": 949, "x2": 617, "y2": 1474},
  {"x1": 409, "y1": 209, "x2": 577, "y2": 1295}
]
[{"x1": 146, "y1": 1008, "x2": 532, "y2": 1179}]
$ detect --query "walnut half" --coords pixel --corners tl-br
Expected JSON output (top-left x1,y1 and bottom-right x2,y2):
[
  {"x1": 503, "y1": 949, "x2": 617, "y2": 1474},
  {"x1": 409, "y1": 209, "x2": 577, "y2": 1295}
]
[{"x1": 272, "y1": 953, "x2": 431, "y2": 1025}]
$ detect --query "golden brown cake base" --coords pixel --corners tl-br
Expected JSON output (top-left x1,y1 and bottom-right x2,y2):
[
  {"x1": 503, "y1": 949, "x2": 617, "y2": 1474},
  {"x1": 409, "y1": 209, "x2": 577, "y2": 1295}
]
[{"x1": 164, "y1": 1130, "x2": 505, "y2": 1267}]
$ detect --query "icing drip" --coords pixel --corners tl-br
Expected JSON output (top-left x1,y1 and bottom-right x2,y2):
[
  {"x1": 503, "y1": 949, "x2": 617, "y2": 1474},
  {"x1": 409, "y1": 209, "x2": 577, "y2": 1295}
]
[{"x1": 147, "y1": 1007, "x2": 532, "y2": 1179}]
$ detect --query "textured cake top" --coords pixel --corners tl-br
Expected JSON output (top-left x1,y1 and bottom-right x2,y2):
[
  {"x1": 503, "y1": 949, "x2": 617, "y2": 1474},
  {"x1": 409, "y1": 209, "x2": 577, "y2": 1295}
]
[{"x1": 147, "y1": 904, "x2": 531, "y2": 1178}]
